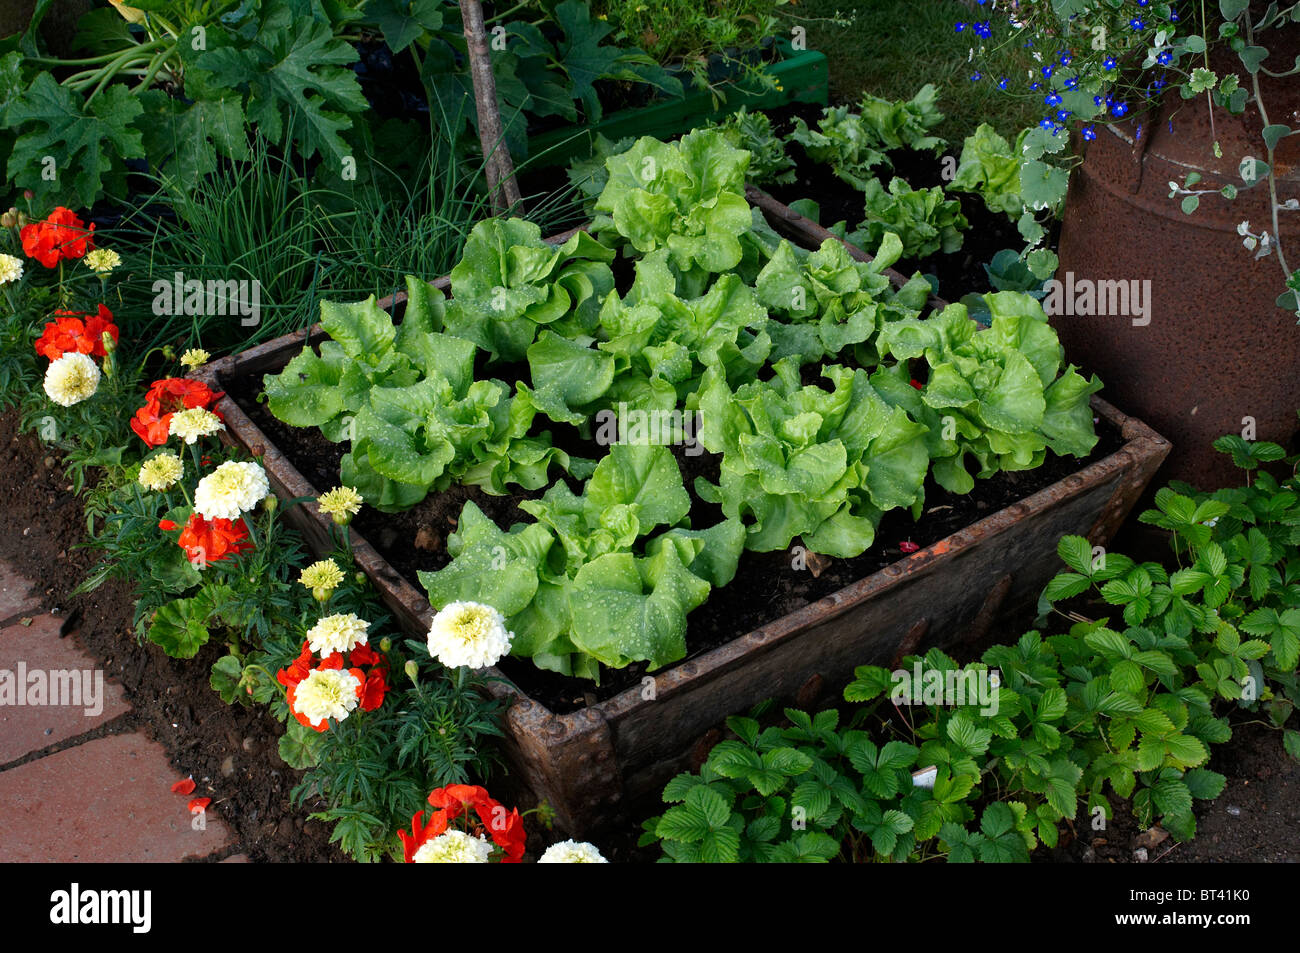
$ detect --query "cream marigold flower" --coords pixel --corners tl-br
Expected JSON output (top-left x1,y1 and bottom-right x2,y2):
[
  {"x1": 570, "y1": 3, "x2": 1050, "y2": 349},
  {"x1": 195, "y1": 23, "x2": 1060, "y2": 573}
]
[
  {"x1": 305, "y1": 611, "x2": 369, "y2": 656},
  {"x1": 169, "y1": 407, "x2": 224, "y2": 444},
  {"x1": 193, "y1": 460, "x2": 269, "y2": 520},
  {"x1": 538, "y1": 840, "x2": 608, "y2": 863},
  {"x1": 317, "y1": 485, "x2": 363, "y2": 525},
  {"x1": 427, "y1": 601, "x2": 513, "y2": 670},
  {"x1": 84, "y1": 248, "x2": 121, "y2": 274},
  {"x1": 292, "y1": 667, "x2": 361, "y2": 728},
  {"x1": 180, "y1": 348, "x2": 210, "y2": 369},
  {"x1": 0, "y1": 253, "x2": 22, "y2": 285},
  {"x1": 43, "y1": 352, "x2": 100, "y2": 407},
  {"x1": 300, "y1": 558, "x2": 345, "y2": 601},
  {"x1": 412, "y1": 830, "x2": 493, "y2": 864},
  {"x1": 138, "y1": 452, "x2": 183, "y2": 491}
]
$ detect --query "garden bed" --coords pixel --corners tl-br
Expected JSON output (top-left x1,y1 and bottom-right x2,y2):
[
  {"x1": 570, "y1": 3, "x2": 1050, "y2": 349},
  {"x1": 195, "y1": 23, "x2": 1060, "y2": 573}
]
[
  {"x1": 195, "y1": 199, "x2": 1171, "y2": 835},
  {"x1": 226, "y1": 369, "x2": 1125, "y2": 714}
]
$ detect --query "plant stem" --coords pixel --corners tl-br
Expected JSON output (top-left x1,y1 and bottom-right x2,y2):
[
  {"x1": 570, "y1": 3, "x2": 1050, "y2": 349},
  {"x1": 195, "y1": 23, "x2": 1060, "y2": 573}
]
[{"x1": 1245, "y1": 15, "x2": 1292, "y2": 278}]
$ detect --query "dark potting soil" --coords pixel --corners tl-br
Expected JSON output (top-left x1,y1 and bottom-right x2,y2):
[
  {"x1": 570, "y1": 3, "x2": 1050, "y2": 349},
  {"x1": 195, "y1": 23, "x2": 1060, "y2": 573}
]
[
  {"x1": 0, "y1": 410, "x2": 346, "y2": 863},
  {"x1": 226, "y1": 368, "x2": 1124, "y2": 715},
  {"x1": 756, "y1": 100, "x2": 1042, "y2": 306}
]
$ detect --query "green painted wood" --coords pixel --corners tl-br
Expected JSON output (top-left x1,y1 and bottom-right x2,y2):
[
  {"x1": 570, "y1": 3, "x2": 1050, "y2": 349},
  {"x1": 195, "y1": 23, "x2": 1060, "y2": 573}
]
[{"x1": 524, "y1": 43, "x2": 828, "y2": 169}]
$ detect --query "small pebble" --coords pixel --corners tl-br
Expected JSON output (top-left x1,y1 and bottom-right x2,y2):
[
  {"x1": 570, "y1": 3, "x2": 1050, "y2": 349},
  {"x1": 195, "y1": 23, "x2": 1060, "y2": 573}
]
[
  {"x1": 220, "y1": 755, "x2": 235, "y2": 777},
  {"x1": 1226, "y1": 805, "x2": 1241, "y2": 817},
  {"x1": 1133, "y1": 847, "x2": 1148, "y2": 862}
]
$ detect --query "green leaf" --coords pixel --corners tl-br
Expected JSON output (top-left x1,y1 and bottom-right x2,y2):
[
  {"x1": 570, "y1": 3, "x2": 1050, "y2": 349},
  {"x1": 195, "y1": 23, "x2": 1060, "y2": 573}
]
[
  {"x1": 195, "y1": 2, "x2": 368, "y2": 164},
  {"x1": 278, "y1": 719, "x2": 322, "y2": 770},
  {"x1": 4, "y1": 73, "x2": 145, "y2": 208},
  {"x1": 568, "y1": 545, "x2": 710, "y2": 670},
  {"x1": 1183, "y1": 768, "x2": 1226, "y2": 800},
  {"x1": 584, "y1": 444, "x2": 690, "y2": 532},
  {"x1": 209, "y1": 655, "x2": 246, "y2": 705},
  {"x1": 1284, "y1": 730, "x2": 1300, "y2": 763},
  {"x1": 364, "y1": 0, "x2": 443, "y2": 53},
  {"x1": 147, "y1": 596, "x2": 212, "y2": 660}
]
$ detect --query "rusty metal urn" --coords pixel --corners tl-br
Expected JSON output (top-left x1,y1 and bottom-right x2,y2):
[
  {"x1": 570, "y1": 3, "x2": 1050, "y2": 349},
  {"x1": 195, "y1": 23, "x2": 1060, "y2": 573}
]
[{"x1": 1053, "y1": 28, "x2": 1300, "y2": 488}]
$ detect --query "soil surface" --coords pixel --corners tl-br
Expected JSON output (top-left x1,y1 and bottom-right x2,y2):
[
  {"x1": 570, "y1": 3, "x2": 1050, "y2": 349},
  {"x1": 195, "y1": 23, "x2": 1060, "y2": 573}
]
[
  {"x1": 757, "y1": 100, "x2": 1043, "y2": 305},
  {"x1": 5, "y1": 401, "x2": 1296, "y2": 864},
  {"x1": 0, "y1": 410, "x2": 346, "y2": 863},
  {"x1": 227, "y1": 367, "x2": 1125, "y2": 713}
]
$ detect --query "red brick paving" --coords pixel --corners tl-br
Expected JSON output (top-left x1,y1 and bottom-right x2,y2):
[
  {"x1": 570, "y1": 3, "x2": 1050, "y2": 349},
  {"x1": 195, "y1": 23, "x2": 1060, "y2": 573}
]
[
  {"x1": 0, "y1": 734, "x2": 233, "y2": 862},
  {"x1": 0, "y1": 559, "x2": 240, "y2": 862},
  {"x1": 0, "y1": 614, "x2": 131, "y2": 764}
]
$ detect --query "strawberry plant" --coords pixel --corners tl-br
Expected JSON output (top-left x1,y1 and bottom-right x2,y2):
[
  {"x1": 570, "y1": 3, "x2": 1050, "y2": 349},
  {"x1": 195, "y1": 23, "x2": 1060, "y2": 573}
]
[{"x1": 643, "y1": 439, "x2": 1300, "y2": 861}]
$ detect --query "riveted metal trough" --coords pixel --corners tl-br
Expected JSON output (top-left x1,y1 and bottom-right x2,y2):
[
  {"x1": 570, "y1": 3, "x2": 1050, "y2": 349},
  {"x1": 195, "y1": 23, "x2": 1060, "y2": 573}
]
[{"x1": 195, "y1": 197, "x2": 1170, "y2": 836}]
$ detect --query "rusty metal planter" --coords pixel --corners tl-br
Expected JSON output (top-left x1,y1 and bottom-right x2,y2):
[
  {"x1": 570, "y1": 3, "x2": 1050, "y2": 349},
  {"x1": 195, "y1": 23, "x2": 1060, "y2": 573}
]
[{"x1": 196, "y1": 206, "x2": 1170, "y2": 837}]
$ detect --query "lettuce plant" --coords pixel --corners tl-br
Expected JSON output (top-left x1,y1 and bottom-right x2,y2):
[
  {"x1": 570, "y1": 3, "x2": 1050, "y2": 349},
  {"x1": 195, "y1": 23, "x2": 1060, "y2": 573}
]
[
  {"x1": 856, "y1": 84, "x2": 946, "y2": 154},
  {"x1": 592, "y1": 128, "x2": 753, "y2": 275},
  {"x1": 948, "y1": 123, "x2": 1070, "y2": 280},
  {"x1": 755, "y1": 233, "x2": 916, "y2": 366},
  {"x1": 443, "y1": 218, "x2": 615, "y2": 363},
  {"x1": 518, "y1": 248, "x2": 774, "y2": 429},
  {"x1": 848, "y1": 176, "x2": 968, "y2": 260},
  {"x1": 789, "y1": 86, "x2": 946, "y2": 192},
  {"x1": 263, "y1": 275, "x2": 584, "y2": 510},
  {"x1": 874, "y1": 292, "x2": 1101, "y2": 493},
  {"x1": 695, "y1": 357, "x2": 930, "y2": 557},
  {"x1": 420, "y1": 444, "x2": 745, "y2": 680},
  {"x1": 789, "y1": 105, "x2": 890, "y2": 192},
  {"x1": 711, "y1": 107, "x2": 796, "y2": 187}
]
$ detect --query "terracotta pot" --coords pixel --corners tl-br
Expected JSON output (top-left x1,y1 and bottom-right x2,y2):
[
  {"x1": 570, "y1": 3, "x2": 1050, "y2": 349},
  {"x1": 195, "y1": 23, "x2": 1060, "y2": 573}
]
[{"x1": 1053, "y1": 24, "x2": 1300, "y2": 488}]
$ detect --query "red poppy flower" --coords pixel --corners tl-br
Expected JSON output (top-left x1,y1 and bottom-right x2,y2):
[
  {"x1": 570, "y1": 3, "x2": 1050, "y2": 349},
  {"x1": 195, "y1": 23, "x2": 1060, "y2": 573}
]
[
  {"x1": 909, "y1": 378, "x2": 924, "y2": 390},
  {"x1": 20, "y1": 207, "x2": 94, "y2": 268},
  {"x1": 359, "y1": 667, "x2": 388, "y2": 712},
  {"x1": 899, "y1": 540, "x2": 920, "y2": 554},
  {"x1": 476, "y1": 801, "x2": 526, "y2": 862},
  {"x1": 176, "y1": 512, "x2": 252, "y2": 565},
  {"x1": 170, "y1": 777, "x2": 196, "y2": 795},
  {"x1": 398, "y1": 807, "x2": 451, "y2": 863},
  {"x1": 34, "y1": 306, "x2": 119, "y2": 361},
  {"x1": 428, "y1": 784, "x2": 490, "y2": 816},
  {"x1": 130, "y1": 377, "x2": 225, "y2": 447},
  {"x1": 347, "y1": 643, "x2": 389, "y2": 712},
  {"x1": 401, "y1": 785, "x2": 527, "y2": 862},
  {"x1": 276, "y1": 641, "x2": 315, "y2": 692},
  {"x1": 349, "y1": 643, "x2": 382, "y2": 667}
]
